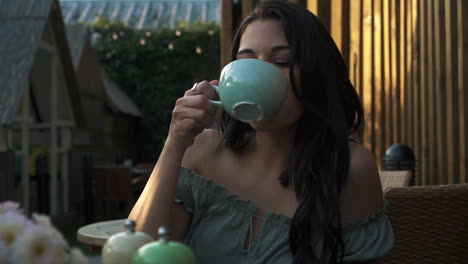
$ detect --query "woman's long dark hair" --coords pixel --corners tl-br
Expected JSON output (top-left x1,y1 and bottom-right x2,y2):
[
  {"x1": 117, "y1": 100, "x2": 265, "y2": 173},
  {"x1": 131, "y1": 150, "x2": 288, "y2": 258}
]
[{"x1": 219, "y1": 1, "x2": 364, "y2": 263}]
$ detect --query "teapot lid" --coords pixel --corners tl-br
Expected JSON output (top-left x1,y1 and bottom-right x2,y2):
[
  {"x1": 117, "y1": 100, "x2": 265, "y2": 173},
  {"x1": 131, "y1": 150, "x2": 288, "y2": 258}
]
[
  {"x1": 158, "y1": 226, "x2": 170, "y2": 242},
  {"x1": 125, "y1": 219, "x2": 137, "y2": 232}
]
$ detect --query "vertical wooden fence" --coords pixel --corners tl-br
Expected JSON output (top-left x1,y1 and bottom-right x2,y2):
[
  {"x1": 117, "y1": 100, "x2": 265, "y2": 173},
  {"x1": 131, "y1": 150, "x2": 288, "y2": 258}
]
[
  {"x1": 310, "y1": 0, "x2": 468, "y2": 184},
  {"x1": 221, "y1": 0, "x2": 468, "y2": 184}
]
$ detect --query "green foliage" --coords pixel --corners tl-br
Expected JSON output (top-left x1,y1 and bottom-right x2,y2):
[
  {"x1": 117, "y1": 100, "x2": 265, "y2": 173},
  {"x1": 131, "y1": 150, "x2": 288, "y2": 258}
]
[{"x1": 92, "y1": 18, "x2": 220, "y2": 161}]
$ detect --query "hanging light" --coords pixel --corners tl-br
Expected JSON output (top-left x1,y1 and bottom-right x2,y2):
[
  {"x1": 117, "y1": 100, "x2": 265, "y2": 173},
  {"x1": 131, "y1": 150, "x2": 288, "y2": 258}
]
[
  {"x1": 175, "y1": 30, "x2": 181, "y2": 37},
  {"x1": 140, "y1": 39, "x2": 146, "y2": 46},
  {"x1": 145, "y1": 31, "x2": 152, "y2": 37},
  {"x1": 195, "y1": 46, "x2": 202, "y2": 54},
  {"x1": 168, "y1": 43, "x2": 174, "y2": 50},
  {"x1": 208, "y1": 30, "x2": 214, "y2": 36},
  {"x1": 112, "y1": 33, "x2": 119, "y2": 40}
]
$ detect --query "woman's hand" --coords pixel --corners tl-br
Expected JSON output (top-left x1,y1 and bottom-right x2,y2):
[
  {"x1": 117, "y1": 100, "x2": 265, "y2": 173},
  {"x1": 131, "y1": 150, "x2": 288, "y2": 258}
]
[{"x1": 166, "y1": 80, "x2": 219, "y2": 151}]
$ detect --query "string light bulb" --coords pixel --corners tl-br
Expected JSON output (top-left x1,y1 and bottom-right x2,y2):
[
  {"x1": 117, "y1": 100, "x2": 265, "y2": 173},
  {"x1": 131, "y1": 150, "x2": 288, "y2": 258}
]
[
  {"x1": 168, "y1": 43, "x2": 174, "y2": 50},
  {"x1": 175, "y1": 30, "x2": 181, "y2": 37},
  {"x1": 140, "y1": 39, "x2": 146, "y2": 46},
  {"x1": 196, "y1": 46, "x2": 202, "y2": 54}
]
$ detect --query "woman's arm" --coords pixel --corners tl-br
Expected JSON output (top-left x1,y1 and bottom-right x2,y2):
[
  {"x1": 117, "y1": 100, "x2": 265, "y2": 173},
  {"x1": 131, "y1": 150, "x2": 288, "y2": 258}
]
[
  {"x1": 340, "y1": 142, "x2": 384, "y2": 222},
  {"x1": 128, "y1": 81, "x2": 218, "y2": 239},
  {"x1": 128, "y1": 142, "x2": 188, "y2": 239}
]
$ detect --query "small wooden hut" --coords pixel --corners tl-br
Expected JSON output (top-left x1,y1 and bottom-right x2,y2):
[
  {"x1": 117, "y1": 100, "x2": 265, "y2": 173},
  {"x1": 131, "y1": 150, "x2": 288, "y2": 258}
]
[
  {"x1": 0, "y1": 0, "x2": 84, "y2": 215},
  {"x1": 65, "y1": 23, "x2": 143, "y2": 210}
]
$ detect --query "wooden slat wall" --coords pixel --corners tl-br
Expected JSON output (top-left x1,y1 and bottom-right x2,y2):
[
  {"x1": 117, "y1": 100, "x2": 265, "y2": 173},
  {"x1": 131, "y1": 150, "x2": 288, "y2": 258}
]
[
  {"x1": 458, "y1": 0, "x2": 468, "y2": 183},
  {"x1": 220, "y1": 0, "x2": 468, "y2": 184},
  {"x1": 308, "y1": 0, "x2": 468, "y2": 184},
  {"x1": 220, "y1": 0, "x2": 233, "y2": 68}
]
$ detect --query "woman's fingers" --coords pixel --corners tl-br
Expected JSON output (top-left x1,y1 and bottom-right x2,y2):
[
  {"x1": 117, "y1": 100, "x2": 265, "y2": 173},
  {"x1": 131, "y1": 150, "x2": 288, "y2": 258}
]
[
  {"x1": 166, "y1": 81, "x2": 220, "y2": 149},
  {"x1": 172, "y1": 105, "x2": 214, "y2": 129},
  {"x1": 185, "y1": 80, "x2": 218, "y2": 100},
  {"x1": 175, "y1": 95, "x2": 217, "y2": 118}
]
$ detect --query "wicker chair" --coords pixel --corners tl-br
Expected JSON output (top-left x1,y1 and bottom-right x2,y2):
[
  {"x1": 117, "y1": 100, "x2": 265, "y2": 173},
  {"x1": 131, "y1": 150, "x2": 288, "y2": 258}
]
[
  {"x1": 375, "y1": 184, "x2": 468, "y2": 264},
  {"x1": 379, "y1": 170, "x2": 413, "y2": 191}
]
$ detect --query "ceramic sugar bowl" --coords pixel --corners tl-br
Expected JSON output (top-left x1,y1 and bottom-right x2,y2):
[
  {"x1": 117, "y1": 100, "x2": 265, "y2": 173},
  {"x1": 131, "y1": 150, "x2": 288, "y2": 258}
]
[
  {"x1": 102, "y1": 219, "x2": 154, "y2": 264},
  {"x1": 133, "y1": 226, "x2": 197, "y2": 264}
]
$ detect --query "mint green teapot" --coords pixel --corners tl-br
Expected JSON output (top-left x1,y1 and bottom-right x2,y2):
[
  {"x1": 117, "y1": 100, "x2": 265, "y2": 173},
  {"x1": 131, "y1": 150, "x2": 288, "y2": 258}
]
[{"x1": 133, "y1": 226, "x2": 197, "y2": 264}]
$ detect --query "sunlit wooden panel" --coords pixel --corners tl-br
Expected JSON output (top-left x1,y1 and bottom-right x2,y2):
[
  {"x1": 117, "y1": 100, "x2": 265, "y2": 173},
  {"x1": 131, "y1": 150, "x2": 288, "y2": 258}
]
[
  {"x1": 426, "y1": 0, "x2": 437, "y2": 185},
  {"x1": 445, "y1": 0, "x2": 460, "y2": 184},
  {"x1": 457, "y1": 0, "x2": 468, "y2": 183},
  {"x1": 411, "y1": 0, "x2": 421, "y2": 184},
  {"x1": 383, "y1": 0, "x2": 392, "y2": 151},
  {"x1": 391, "y1": 0, "x2": 399, "y2": 148},
  {"x1": 242, "y1": 0, "x2": 256, "y2": 20},
  {"x1": 362, "y1": 0, "x2": 373, "y2": 152},
  {"x1": 374, "y1": 0, "x2": 385, "y2": 167},
  {"x1": 419, "y1": 0, "x2": 429, "y2": 185},
  {"x1": 220, "y1": 0, "x2": 233, "y2": 68},
  {"x1": 405, "y1": 0, "x2": 413, "y2": 147},
  {"x1": 307, "y1": 0, "x2": 318, "y2": 14},
  {"x1": 434, "y1": 0, "x2": 448, "y2": 184},
  {"x1": 330, "y1": 0, "x2": 343, "y2": 52},
  {"x1": 349, "y1": 0, "x2": 362, "y2": 115},
  {"x1": 398, "y1": 0, "x2": 406, "y2": 146}
]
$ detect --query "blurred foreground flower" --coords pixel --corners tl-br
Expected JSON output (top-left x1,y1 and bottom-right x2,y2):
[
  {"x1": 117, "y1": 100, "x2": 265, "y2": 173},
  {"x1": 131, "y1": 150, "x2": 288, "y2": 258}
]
[
  {"x1": 10, "y1": 225, "x2": 67, "y2": 264},
  {"x1": 0, "y1": 201, "x2": 21, "y2": 214},
  {"x1": 0, "y1": 212, "x2": 29, "y2": 249},
  {"x1": 0, "y1": 201, "x2": 89, "y2": 264},
  {"x1": 69, "y1": 248, "x2": 89, "y2": 264},
  {"x1": 0, "y1": 240, "x2": 7, "y2": 263}
]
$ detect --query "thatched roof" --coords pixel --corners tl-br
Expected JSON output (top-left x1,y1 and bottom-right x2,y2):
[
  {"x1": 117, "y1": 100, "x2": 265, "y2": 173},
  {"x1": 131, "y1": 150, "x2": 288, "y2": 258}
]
[
  {"x1": 0, "y1": 0, "x2": 84, "y2": 126},
  {"x1": 59, "y1": 0, "x2": 220, "y2": 30}
]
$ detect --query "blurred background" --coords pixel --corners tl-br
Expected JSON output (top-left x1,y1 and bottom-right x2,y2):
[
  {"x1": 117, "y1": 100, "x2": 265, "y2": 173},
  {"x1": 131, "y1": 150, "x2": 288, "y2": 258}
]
[{"x1": 0, "y1": 0, "x2": 467, "y2": 259}]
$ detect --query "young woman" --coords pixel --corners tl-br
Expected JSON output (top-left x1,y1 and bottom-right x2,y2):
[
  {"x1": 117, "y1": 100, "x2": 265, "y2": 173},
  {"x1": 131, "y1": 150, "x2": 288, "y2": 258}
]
[{"x1": 129, "y1": 1, "x2": 394, "y2": 263}]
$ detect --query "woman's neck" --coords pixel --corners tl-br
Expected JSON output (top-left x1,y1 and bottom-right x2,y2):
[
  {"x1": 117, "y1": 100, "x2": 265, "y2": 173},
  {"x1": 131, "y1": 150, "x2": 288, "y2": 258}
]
[{"x1": 246, "y1": 127, "x2": 296, "y2": 174}]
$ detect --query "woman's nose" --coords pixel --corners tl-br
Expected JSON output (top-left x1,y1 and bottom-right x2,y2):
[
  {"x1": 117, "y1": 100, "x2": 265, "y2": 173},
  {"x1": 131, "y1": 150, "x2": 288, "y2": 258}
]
[{"x1": 256, "y1": 56, "x2": 268, "y2": 62}]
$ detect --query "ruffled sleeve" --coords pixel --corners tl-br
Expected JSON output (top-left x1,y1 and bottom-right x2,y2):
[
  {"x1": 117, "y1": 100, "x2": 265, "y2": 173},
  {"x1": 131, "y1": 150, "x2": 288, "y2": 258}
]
[
  {"x1": 174, "y1": 167, "x2": 213, "y2": 214},
  {"x1": 341, "y1": 201, "x2": 394, "y2": 262}
]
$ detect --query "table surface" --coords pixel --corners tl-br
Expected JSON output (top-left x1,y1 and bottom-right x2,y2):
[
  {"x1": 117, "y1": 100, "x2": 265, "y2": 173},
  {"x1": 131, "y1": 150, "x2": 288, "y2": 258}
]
[{"x1": 77, "y1": 219, "x2": 126, "y2": 247}]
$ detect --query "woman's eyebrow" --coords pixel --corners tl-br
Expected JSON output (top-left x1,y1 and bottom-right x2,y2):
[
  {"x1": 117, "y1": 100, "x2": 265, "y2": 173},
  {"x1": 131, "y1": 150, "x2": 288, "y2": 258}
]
[
  {"x1": 237, "y1": 45, "x2": 290, "y2": 56},
  {"x1": 237, "y1": 48, "x2": 255, "y2": 55},
  {"x1": 271, "y1": 45, "x2": 290, "y2": 52}
]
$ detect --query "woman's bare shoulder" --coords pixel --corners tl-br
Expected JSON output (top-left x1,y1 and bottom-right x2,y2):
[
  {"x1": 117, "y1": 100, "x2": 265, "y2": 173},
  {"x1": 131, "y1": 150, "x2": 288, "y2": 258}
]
[
  {"x1": 340, "y1": 142, "x2": 384, "y2": 222},
  {"x1": 181, "y1": 129, "x2": 223, "y2": 174}
]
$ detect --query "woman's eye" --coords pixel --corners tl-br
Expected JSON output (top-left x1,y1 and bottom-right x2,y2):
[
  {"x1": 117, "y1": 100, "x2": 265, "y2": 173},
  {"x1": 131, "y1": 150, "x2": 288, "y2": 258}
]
[{"x1": 274, "y1": 61, "x2": 290, "y2": 67}]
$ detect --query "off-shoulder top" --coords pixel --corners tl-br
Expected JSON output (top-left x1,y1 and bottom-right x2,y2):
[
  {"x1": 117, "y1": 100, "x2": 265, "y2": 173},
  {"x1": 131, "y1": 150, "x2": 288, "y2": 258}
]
[{"x1": 175, "y1": 167, "x2": 394, "y2": 263}]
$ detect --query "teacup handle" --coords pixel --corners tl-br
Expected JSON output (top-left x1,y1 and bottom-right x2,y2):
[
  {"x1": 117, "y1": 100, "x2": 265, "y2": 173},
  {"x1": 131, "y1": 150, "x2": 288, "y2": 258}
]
[{"x1": 208, "y1": 85, "x2": 223, "y2": 107}]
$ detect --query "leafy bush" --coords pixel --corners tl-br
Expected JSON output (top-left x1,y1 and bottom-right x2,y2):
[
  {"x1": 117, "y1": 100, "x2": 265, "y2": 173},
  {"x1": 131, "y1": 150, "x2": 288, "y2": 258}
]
[{"x1": 92, "y1": 18, "x2": 220, "y2": 161}]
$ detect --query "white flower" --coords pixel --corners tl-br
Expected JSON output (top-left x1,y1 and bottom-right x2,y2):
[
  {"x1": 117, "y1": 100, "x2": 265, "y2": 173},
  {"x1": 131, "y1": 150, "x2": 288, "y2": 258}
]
[
  {"x1": 32, "y1": 213, "x2": 52, "y2": 228},
  {"x1": 0, "y1": 201, "x2": 21, "y2": 214},
  {"x1": 32, "y1": 213, "x2": 67, "y2": 245},
  {"x1": 10, "y1": 224, "x2": 68, "y2": 264},
  {"x1": 0, "y1": 211, "x2": 29, "y2": 249},
  {"x1": 0, "y1": 240, "x2": 7, "y2": 264},
  {"x1": 69, "y1": 248, "x2": 89, "y2": 264}
]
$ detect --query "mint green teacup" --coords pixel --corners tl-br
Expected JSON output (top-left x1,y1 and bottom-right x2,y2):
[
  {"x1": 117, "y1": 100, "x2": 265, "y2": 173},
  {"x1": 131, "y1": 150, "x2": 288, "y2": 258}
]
[{"x1": 210, "y1": 59, "x2": 288, "y2": 123}]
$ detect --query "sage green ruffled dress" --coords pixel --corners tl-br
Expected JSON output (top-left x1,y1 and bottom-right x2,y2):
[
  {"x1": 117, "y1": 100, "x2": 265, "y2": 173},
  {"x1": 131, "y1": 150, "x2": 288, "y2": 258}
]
[{"x1": 175, "y1": 167, "x2": 394, "y2": 263}]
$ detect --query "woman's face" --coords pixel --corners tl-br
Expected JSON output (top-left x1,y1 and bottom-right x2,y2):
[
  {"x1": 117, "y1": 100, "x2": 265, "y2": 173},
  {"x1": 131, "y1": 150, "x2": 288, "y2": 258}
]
[{"x1": 236, "y1": 19, "x2": 304, "y2": 132}]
